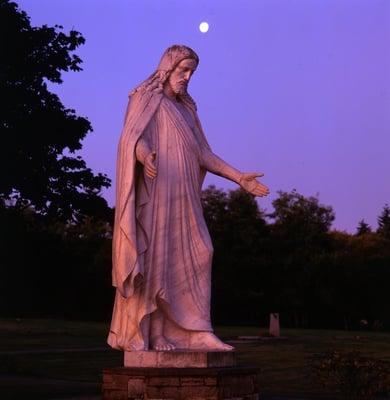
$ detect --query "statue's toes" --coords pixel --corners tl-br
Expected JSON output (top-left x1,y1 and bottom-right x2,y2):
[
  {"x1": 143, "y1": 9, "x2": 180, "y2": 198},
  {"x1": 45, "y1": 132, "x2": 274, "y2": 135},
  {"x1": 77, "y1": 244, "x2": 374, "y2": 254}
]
[
  {"x1": 221, "y1": 343, "x2": 234, "y2": 351},
  {"x1": 152, "y1": 337, "x2": 176, "y2": 351}
]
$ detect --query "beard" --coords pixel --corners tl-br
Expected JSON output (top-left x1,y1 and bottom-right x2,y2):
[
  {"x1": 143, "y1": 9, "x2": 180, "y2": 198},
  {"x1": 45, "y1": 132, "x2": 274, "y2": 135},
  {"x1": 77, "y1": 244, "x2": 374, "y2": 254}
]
[{"x1": 172, "y1": 82, "x2": 188, "y2": 95}]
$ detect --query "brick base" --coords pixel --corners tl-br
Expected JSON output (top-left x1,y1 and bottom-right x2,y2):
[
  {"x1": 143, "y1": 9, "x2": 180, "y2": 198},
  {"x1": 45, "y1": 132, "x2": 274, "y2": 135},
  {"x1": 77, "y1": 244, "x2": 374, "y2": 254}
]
[{"x1": 102, "y1": 366, "x2": 260, "y2": 400}]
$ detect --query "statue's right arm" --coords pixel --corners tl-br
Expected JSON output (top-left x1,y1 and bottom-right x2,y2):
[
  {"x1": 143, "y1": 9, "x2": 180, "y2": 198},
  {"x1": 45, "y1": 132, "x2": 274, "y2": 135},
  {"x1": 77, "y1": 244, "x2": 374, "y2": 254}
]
[
  {"x1": 200, "y1": 147, "x2": 242, "y2": 184},
  {"x1": 201, "y1": 147, "x2": 270, "y2": 197}
]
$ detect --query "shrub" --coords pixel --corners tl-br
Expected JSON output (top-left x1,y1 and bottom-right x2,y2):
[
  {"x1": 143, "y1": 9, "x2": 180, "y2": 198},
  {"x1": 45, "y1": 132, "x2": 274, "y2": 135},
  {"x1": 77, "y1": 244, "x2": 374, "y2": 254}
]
[{"x1": 310, "y1": 350, "x2": 390, "y2": 399}]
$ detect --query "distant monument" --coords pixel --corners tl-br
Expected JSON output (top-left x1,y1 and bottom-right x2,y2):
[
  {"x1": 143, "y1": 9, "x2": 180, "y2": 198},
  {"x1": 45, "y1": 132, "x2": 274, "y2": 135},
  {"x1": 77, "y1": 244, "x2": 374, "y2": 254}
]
[
  {"x1": 103, "y1": 44, "x2": 269, "y2": 400},
  {"x1": 269, "y1": 313, "x2": 280, "y2": 337}
]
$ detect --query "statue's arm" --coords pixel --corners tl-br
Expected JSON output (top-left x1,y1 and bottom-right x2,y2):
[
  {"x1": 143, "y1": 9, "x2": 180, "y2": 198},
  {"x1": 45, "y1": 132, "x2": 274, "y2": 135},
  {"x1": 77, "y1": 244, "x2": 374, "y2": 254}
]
[
  {"x1": 135, "y1": 136, "x2": 152, "y2": 165},
  {"x1": 200, "y1": 147, "x2": 242, "y2": 184},
  {"x1": 200, "y1": 146, "x2": 270, "y2": 197},
  {"x1": 135, "y1": 134, "x2": 157, "y2": 179}
]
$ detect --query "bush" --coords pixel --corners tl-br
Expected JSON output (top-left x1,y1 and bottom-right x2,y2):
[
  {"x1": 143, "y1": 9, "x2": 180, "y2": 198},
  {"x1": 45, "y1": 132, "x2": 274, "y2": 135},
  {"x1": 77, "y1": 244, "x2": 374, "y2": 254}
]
[{"x1": 310, "y1": 350, "x2": 390, "y2": 399}]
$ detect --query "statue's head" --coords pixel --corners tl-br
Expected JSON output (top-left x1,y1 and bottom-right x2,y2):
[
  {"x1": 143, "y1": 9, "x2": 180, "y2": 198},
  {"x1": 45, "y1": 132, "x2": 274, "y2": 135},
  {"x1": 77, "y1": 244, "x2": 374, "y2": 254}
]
[
  {"x1": 131, "y1": 45, "x2": 199, "y2": 107},
  {"x1": 165, "y1": 58, "x2": 198, "y2": 96},
  {"x1": 157, "y1": 45, "x2": 199, "y2": 97}
]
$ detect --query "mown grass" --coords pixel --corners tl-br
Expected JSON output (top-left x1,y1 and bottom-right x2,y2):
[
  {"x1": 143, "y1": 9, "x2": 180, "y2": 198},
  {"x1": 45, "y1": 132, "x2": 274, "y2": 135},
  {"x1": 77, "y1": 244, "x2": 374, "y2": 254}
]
[
  {"x1": 216, "y1": 326, "x2": 390, "y2": 397},
  {"x1": 1, "y1": 319, "x2": 390, "y2": 399}
]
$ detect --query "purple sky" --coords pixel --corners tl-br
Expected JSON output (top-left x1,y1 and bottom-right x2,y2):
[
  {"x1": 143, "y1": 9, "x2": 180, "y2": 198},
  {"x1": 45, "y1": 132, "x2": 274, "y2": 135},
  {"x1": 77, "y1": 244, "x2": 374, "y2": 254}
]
[{"x1": 18, "y1": 0, "x2": 390, "y2": 232}]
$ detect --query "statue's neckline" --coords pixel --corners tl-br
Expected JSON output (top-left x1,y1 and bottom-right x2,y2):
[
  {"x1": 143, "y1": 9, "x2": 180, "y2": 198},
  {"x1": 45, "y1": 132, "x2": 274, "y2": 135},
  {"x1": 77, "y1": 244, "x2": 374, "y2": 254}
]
[{"x1": 163, "y1": 93, "x2": 183, "y2": 104}]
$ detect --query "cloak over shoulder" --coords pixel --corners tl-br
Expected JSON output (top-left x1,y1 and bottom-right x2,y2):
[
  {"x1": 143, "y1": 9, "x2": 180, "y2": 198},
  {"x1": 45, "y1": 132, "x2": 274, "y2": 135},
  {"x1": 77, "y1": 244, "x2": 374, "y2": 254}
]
[{"x1": 112, "y1": 89, "x2": 163, "y2": 298}]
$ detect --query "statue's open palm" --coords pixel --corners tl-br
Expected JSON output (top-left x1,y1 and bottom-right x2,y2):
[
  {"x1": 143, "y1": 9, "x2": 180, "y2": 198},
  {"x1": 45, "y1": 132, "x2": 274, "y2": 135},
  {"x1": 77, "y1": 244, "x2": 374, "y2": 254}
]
[{"x1": 239, "y1": 172, "x2": 269, "y2": 197}]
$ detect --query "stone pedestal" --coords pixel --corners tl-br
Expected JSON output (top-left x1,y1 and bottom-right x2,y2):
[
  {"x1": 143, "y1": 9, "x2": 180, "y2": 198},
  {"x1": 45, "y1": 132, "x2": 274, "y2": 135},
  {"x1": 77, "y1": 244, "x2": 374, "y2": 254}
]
[
  {"x1": 124, "y1": 350, "x2": 236, "y2": 368},
  {"x1": 102, "y1": 351, "x2": 260, "y2": 400},
  {"x1": 103, "y1": 366, "x2": 260, "y2": 400}
]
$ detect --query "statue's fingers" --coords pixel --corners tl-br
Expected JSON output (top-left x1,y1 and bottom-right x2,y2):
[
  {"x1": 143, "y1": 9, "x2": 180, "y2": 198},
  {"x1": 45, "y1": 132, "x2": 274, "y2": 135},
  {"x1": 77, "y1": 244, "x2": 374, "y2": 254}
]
[
  {"x1": 147, "y1": 152, "x2": 157, "y2": 165},
  {"x1": 258, "y1": 187, "x2": 269, "y2": 196},
  {"x1": 249, "y1": 186, "x2": 261, "y2": 195},
  {"x1": 253, "y1": 189, "x2": 265, "y2": 197},
  {"x1": 253, "y1": 182, "x2": 267, "y2": 190},
  {"x1": 253, "y1": 185, "x2": 268, "y2": 196},
  {"x1": 145, "y1": 167, "x2": 157, "y2": 178},
  {"x1": 146, "y1": 172, "x2": 154, "y2": 179},
  {"x1": 258, "y1": 182, "x2": 269, "y2": 191},
  {"x1": 146, "y1": 163, "x2": 157, "y2": 174}
]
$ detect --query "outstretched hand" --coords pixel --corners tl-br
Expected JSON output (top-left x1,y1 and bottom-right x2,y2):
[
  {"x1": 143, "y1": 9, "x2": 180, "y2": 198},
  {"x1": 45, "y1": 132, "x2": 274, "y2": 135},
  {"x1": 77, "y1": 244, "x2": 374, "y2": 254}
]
[{"x1": 239, "y1": 172, "x2": 270, "y2": 197}]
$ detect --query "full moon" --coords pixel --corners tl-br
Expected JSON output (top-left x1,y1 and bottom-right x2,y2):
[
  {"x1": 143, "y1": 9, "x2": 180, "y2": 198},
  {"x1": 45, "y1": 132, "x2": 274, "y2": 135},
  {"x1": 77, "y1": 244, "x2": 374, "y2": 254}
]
[{"x1": 199, "y1": 22, "x2": 209, "y2": 33}]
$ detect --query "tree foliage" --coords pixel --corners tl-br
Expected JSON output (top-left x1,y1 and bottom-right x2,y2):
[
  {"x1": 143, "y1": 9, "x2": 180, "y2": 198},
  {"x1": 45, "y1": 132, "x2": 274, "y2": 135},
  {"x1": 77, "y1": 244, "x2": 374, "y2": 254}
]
[
  {"x1": 311, "y1": 350, "x2": 390, "y2": 399},
  {"x1": 201, "y1": 186, "x2": 390, "y2": 329},
  {"x1": 201, "y1": 185, "x2": 269, "y2": 324},
  {"x1": 2, "y1": 185, "x2": 390, "y2": 330},
  {"x1": 0, "y1": 0, "x2": 111, "y2": 222},
  {"x1": 377, "y1": 204, "x2": 390, "y2": 239},
  {"x1": 356, "y1": 219, "x2": 372, "y2": 236},
  {"x1": 268, "y1": 189, "x2": 335, "y2": 253}
]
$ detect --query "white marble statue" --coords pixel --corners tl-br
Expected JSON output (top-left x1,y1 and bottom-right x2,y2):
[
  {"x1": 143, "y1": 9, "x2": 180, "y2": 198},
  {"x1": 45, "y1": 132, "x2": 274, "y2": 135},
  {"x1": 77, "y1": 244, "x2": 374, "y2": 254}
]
[{"x1": 108, "y1": 45, "x2": 269, "y2": 352}]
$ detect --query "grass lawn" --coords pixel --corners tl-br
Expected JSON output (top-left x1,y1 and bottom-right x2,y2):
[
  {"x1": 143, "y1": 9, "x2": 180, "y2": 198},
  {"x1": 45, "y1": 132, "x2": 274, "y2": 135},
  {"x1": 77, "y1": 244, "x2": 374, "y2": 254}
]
[
  {"x1": 217, "y1": 326, "x2": 390, "y2": 398},
  {"x1": 1, "y1": 318, "x2": 390, "y2": 399}
]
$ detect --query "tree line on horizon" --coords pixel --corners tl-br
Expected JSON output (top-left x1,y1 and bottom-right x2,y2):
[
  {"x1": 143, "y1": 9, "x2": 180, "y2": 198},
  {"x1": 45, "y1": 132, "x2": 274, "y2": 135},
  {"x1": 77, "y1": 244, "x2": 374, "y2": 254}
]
[
  {"x1": 202, "y1": 186, "x2": 390, "y2": 329},
  {"x1": 1, "y1": 185, "x2": 390, "y2": 330},
  {"x1": 1, "y1": 0, "x2": 389, "y2": 330}
]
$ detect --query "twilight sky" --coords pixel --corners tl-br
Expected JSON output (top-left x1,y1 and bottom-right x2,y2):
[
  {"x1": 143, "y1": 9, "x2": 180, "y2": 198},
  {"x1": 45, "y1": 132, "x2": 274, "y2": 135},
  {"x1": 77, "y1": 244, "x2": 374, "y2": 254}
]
[{"x1": 18, "y1": 0, "x2": 390, "y2": 232}]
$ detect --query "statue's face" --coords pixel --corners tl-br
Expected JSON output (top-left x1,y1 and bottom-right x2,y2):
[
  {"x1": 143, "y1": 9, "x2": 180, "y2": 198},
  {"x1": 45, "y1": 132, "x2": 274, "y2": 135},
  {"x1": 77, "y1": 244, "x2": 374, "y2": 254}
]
[{"x1": 167, "y1": 58, "x2": 198, "y2": 95}]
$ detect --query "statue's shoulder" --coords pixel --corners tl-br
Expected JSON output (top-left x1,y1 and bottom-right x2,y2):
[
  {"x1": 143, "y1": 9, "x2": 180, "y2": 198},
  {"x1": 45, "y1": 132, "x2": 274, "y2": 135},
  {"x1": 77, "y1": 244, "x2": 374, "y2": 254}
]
[
  {"x1": 128, "y1": 88, "x2": 144, "y2": 104},
  {"x1": 127, "y1": 89, "x2": 163, "y2": 112},
  {"x1": 121, "y1": 90, "x2": 164, "y2": 135}
]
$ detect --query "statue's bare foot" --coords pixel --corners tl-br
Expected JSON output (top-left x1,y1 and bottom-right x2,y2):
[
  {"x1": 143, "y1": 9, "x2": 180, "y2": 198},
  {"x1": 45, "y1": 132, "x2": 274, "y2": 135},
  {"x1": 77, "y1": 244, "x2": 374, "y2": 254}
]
[
  {"x1": 150, "y1": 335, "x2": 176, "y2": 351},
  {"x1": 190, "y1": 332, "x2": 234, "y2": 351}
]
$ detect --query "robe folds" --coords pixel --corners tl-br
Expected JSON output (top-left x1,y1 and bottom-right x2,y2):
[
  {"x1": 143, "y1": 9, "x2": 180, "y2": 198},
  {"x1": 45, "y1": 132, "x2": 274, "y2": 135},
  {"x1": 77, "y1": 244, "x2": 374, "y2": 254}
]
[{"x1": 108, "y1": 90, "x2": 215, "y2": 351}]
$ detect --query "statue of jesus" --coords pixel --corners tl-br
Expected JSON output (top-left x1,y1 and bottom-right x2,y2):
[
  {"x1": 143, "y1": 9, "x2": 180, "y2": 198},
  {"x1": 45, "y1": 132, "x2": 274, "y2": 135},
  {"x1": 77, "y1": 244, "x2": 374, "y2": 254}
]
[{"x1": 108, "y1": 45, "x2": 269, "y2": 352}]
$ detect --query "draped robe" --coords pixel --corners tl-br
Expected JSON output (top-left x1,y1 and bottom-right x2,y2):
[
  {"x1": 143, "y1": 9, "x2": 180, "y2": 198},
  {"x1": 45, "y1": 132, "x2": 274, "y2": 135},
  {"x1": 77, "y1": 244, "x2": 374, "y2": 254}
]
[{"x1": 108, "y1": 93, "x2": 221, "y2": 350}]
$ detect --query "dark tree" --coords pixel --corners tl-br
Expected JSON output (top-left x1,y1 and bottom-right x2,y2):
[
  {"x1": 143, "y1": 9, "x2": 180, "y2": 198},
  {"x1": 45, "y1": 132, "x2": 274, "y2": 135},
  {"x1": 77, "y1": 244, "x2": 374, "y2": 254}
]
[
  {"x1": 356, "y1": 219, "x2": 372, "y2": 236},
  {"x1": 265, "y1": 190, "x2": 335, "y2": 326},
  {"x1": 377, "y1": 204, "x2": 390, "y2": 239},
  {"x1": 269, "y1": 189, "x2": 335, "y2": 250},
  {"x1": 201, "y1": 185, "x2": 229, "y2": 240},
  {"x1": 0, "y1": 0, "x2": 110, "y2": 222},
  {"x1": 201, "y1": 185, "x2": 269, "y2": 325}
]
